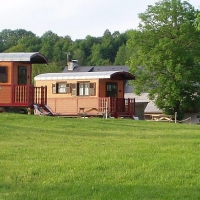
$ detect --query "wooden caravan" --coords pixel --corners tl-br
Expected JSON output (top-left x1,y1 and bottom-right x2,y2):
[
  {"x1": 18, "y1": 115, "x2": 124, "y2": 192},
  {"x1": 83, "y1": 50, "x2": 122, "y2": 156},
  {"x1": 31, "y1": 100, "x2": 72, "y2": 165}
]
[
  {"x1": 0, "y1": 52, "x2": 48, "y2": 110},
  {"x1": 34, "y1": 71, "x2": 136, "y2": 117}
]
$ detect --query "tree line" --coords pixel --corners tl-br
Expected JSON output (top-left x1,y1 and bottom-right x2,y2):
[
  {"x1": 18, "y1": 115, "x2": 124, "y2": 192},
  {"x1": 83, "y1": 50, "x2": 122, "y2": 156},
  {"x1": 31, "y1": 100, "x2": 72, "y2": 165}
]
[{"x1": 0, "y1": 28, "x2": 132, "y2": 77}]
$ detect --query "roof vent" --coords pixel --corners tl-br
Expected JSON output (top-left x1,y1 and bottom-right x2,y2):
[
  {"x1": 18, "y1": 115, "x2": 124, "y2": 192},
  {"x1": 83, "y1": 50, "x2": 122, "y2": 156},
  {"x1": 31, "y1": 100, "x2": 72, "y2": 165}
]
[{"x1": 67, "y1": 60, "x2": 78, "y2": 71}]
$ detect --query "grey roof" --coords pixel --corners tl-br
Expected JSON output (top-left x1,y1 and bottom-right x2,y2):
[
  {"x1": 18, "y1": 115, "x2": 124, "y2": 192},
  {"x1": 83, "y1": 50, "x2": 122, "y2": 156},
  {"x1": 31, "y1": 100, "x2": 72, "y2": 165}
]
[
  {"x1": 34, "y1": 71, "x2": 135, "y2": 81},
  {"x1": 0, "y1": 52, "x2": 48, "y2": 64},
  {"x1": 62, "y1": 65, "x2": 129, "y2": 73},
  {"x1": 125, "y1": 92, "x2": 162, "y2": 114},
  {"x1": 92, "y1": 66, "x2": 129, "y2": 72}
]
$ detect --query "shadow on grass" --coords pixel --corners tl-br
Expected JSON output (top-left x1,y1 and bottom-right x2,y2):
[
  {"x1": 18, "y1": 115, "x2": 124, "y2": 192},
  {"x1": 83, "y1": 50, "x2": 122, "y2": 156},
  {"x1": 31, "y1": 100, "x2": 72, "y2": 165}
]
[{"x1": 1, "y1": 182, "x2": 199, "y2": 200}]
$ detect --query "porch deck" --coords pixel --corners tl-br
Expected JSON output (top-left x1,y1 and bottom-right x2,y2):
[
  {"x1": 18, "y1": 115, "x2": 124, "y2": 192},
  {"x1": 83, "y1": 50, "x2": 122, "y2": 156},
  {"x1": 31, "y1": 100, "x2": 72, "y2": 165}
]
[{"x1": 0, "y1": 85, "x2": 47, "y2": 107}]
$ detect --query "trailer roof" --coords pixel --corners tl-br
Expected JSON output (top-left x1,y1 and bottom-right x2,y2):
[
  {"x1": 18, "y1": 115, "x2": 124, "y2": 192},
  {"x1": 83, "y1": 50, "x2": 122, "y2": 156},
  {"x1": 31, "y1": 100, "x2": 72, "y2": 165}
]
[
  {"x1": 0, "y1": 52, "x2": 48, "y2": 64},
  {"x1": 34, "y1": 71, "x2": 135, "y2": 81}
]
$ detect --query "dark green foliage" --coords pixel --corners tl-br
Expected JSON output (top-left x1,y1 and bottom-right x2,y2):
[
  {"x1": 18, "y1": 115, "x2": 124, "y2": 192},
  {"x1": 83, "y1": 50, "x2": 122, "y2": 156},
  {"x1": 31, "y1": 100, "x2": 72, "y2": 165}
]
[
  {"x1": 0, "y1": 29, "x2": 35, "y2": 52},
  {"x1": 31, "y1": 63, "x2": 64, "y2": 84}
]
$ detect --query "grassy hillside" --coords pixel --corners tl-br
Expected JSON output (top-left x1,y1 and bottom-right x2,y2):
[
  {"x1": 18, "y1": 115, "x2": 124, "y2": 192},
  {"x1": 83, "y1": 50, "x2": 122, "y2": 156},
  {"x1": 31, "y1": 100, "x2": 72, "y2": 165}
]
[{"x1": 0, "y1": 113, "x2": 200, "y2": 200}]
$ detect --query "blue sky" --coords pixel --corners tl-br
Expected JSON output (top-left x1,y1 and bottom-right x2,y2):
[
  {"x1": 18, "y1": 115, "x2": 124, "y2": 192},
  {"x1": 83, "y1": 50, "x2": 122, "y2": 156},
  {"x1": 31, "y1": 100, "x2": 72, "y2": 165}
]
[{"x1": 1, "y1": 0, "x2": 199, "y2": 40}]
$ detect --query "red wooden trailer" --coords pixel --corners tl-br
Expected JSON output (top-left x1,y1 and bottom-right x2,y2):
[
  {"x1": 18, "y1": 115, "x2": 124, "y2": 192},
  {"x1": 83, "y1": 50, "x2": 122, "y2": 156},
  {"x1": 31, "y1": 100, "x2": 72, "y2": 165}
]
[{"x1": 0, "y1": 52, "x2": 48, "y2": 112}]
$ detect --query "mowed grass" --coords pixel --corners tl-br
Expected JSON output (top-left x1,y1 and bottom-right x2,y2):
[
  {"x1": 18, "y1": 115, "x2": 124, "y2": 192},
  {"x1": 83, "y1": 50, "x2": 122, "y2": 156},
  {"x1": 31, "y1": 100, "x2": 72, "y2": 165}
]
[{"x1": 0, "y1": 113, "x2": 200, "y2": 200}]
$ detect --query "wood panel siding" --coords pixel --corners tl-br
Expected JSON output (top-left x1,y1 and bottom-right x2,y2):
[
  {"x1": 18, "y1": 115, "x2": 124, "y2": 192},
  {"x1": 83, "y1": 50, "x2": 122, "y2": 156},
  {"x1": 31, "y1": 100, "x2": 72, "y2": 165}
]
[
  {"x1": 0, "y1": 85, "x2": 11, "y2": 104},
  {"x1": 45, "y1": 97, "x2": 109, "y2": 116},
  {"x1": 0, "y1": 62, "x2": 12, "y2": 84}
]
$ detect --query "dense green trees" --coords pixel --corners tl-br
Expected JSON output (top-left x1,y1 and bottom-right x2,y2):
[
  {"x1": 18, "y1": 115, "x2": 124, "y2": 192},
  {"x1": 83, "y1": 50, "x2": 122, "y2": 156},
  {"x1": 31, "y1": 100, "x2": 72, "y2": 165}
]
[
  {"x1": 0, "y1": 29, "x2": 36, "y2": 52},
  {"x1": 0, "y1": 28, "x2": 129, "y2": 70},
  {"x1": 0, "y1": 28, "x2": 129, "y2": 66},
  {"x1": 128, "y1": 0, "x2": 200, "y2": 118},
  {"x1": 0, "y1": 28, "x2": 130, "y2": 83}
]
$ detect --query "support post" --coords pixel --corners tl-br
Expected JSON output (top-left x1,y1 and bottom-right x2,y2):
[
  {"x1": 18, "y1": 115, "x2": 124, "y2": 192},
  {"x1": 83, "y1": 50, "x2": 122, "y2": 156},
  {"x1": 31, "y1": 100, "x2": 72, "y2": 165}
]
[
  {"x1": 175, "y1": 112, "x2": 177, "y2": 123},
  {"x1": 105, "y1": 101, "x2": 108, "y2": 119}
]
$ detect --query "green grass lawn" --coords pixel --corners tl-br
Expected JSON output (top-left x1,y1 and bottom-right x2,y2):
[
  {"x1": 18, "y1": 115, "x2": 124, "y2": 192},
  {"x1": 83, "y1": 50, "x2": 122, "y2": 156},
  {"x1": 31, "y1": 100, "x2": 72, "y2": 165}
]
[{"x1": 0, "y1": 113, "x2": 200, "y2": 200}]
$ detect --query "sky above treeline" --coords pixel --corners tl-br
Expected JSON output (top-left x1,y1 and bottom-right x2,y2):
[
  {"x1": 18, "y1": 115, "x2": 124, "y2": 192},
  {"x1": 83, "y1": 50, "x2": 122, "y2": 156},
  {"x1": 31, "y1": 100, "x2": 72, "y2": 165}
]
[{"x1": 1, "y1": 0, "x2": 199, "y2": 40}]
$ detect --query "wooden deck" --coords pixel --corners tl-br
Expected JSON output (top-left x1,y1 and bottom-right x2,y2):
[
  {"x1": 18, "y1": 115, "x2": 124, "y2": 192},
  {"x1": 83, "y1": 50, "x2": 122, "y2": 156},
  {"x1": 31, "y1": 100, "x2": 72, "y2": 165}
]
[{"x1": 0, "y1": 85, "x2": 47, "y2": 107}]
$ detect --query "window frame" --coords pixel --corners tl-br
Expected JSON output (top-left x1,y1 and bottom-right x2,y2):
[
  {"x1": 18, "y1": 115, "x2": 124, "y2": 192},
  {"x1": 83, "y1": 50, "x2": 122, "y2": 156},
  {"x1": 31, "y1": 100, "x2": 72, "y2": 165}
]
[
  {"x1": 78, "y1": 82, "x2": 90, "y2": 96},
  {"x1": 52, "y1": 82, "x2": 71, "y2": 94},
  {"x1": 78, "y1": 82, "x2": 96, "y2": 96}
]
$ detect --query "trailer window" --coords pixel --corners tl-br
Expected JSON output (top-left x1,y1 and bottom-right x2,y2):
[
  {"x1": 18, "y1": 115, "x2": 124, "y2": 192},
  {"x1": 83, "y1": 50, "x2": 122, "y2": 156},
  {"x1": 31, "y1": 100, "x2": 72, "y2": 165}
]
[
  {"x1": 52, "y1": 83, "x2": 70, "y2": 94},
  {"x1": 18, "y1": 66, "x2": 27, "y2": 85},
  {"x1": 78, "y1": 82, "x2": 96, "y2": 96},
  {"x1": 0, "y1": 66, "x2": 7, "y2": 83},
  {"x1": 79, "y1": 83, "x2": 89, "y2": 96}
]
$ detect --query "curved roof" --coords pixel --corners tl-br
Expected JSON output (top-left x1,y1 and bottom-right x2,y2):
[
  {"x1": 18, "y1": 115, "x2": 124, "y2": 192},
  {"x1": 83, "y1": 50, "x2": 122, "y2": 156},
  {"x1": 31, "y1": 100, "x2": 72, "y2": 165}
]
[
  {"x1": 0, "y1": 52, "x2": 48, "y2": 64},
  {"x1": 34, "y1": 71, "x2": 135, "y2": 81}
]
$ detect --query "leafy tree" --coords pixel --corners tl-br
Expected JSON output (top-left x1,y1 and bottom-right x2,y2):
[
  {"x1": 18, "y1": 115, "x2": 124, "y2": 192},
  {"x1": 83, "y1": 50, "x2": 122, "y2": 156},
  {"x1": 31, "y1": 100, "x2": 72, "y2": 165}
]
[
  {"x1": 128, "y1": 0, "x2": 200, "y2": 119},
  {"x1": 114, "y1": 44, "x2": 130, "y2": 65},
  {"x1": 32, "y1": 62, "x2": 63, "y2": 83},
  {"x1": 0, "y1": 29, "x2": 35, "y2": 52},
  {"x1": 53, "y1": 36, "x2": 73, "y2": 66},
  {"x1": 194, "y1": 13, "x2": 200, "y2": 31},
  {"x1": 101, "y1": 29, "x2": 114, "y2": 63},
  {"x1": 71, "y1": 36, "x2": 101, "y2": 65},
  {"x1": 114, "y1": 31, "x2": 136, "y2": 65},
  {"x1": 73, "y1": 49, "x2": 85, "y2": 66},
  {"x1": 5, "y1": 35, "x2": 41, "y2": 52},
  {"x1": 88, "y1": 43, "x2": 111, "y2": 66},
  {"x1": 40, "y1": 31, "x2": 60, "y2": 62}
]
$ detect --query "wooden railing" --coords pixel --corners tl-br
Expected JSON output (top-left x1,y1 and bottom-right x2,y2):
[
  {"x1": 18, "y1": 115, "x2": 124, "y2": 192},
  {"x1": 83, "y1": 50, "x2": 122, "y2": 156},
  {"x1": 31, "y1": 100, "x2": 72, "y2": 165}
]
[
  {"x1": 13, "y1": 85, "x2": 47, "y2": 106},
  {"x1": 33, "y1": 86, "x2": 47, "y2": 106},
  {"x1": 110, "y1": 98, "x2": 135, "y2": 117},
  {"x1": 98, "y1": 97, "x2": 110, "y2": 113}
]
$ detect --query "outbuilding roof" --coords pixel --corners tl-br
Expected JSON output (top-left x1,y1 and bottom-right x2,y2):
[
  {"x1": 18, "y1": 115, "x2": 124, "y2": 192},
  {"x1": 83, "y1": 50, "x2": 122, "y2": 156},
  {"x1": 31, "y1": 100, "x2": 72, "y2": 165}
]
[
  {"x1": 34, "y1": 71, "x2": 135, "y2": 81},
  {"x1": 125, "y1": 92, "x2": 162, "y2": 114},
  {"x1": 0, "y1": 52, "x2": 48, "y2": 64}
]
